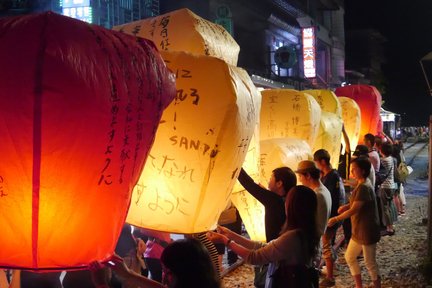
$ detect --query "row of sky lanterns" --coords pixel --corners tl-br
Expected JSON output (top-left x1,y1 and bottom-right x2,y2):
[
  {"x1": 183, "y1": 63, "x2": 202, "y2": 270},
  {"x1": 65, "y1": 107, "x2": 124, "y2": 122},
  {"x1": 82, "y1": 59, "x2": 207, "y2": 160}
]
[{"x1": 0, "y1": 8, "x2": 383, "y2": 270}]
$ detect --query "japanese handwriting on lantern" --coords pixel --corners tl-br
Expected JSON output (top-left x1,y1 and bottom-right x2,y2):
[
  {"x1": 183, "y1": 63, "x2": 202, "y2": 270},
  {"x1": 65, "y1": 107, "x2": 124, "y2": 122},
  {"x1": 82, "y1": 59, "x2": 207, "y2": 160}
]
[
  {"x1": 90, "y1": 27, "x2": 118, "y2": 186},
  {"x1": 174, "y1": 69, "x2": 192, "y2": 79},
  {"x1": 135, "y1": 183, "x2": 145, "y2": 205},
  {"x1": 158, "y1": 15, "x2": 171, "y2": 50},
  {"x1": 98, "y1": 158, "x2": 113, "y2": 185},
  {"x1": 99, "y1": 70, "x2": 120, "y2": 185},
  {"x1": 132, "y1": 25, "x2": 141, "y2": 36},
  {"x1": 148, "y1": 154, "x2": 196, "y2": 182},
  {"x1": 292, "y1": 102, "x2": 301, "y2": 111},
  {"x1": 148, "y1": 189, "x2": 190, "y2": 215},
  {"x1": 269, "y1": 95, "x2": 278, "y2": 104},
  {"x1": 0, "y1": 176, "x2": 7, "y2": 197},
  {"x1": 175, "y1": 88, "x2": 200, "y2": 105},
  {"x1": 237, "y1": 137, "x2": 250, "y2": 153}
]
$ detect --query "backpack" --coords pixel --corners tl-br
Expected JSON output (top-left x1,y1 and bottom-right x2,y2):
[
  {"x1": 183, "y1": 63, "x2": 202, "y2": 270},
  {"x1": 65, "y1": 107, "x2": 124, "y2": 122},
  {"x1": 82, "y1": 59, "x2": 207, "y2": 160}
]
[{"x1": 397, "y1": 161, "x2": 409, "y2": 183}]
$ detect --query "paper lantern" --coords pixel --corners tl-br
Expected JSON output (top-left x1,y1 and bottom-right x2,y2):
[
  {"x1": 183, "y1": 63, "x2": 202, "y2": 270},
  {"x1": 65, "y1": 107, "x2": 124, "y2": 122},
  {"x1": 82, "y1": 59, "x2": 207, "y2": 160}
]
[
  {"x1": 113, "y1": 8, "x2": 240, "y2": 66},
  {"x1": 260, "y1": 138, "x2": 312, "y2": 183},
  {"x1": 230, "y1": 98, "x2": 267, "y2": 242},
  {"x1": 303, "y1": 89, "x2": 342, "y2": 115},
  {"x1": 260, "y1": 89, "x2": 321, "y2": 148},
  {"x1": 338, "y1": 97, "x2": 361, "y2": 152},
  {"x1": 126, "y1": 51, "x2": 260, "y2": 233},
  {"x1": 0, "y1": 12, "x2": 175, "y2": 270},
  {"x1": 335, "y1": 85, "x2": 383, "y2": 140},
  {"x1": 303, "y1": 90, "x2": 343, "y2": 168}
]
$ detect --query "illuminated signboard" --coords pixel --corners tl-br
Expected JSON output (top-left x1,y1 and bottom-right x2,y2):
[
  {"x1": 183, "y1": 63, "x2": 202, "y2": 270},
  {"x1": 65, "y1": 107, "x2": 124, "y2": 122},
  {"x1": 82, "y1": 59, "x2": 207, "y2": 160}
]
[
  {"x1": 61, "y1": 0, "x2": 92, "y2": 23},
  {"x1": 302, "y1": 27, "x2": 316, "y2": 78}
]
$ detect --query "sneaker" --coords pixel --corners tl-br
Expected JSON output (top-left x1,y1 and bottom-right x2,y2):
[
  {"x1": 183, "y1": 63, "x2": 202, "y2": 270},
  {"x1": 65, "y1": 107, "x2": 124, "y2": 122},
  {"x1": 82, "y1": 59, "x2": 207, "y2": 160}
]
[{"x1": 319, "y1": 277, "x2": 336, "y2": 287}]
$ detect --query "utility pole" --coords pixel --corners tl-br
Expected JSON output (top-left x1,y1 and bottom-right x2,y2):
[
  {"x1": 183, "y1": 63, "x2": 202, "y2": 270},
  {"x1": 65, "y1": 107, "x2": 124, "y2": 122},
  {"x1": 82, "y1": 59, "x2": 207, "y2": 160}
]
[{"x1": 428, "y1": 115, "x2": 432, "y2": 256}]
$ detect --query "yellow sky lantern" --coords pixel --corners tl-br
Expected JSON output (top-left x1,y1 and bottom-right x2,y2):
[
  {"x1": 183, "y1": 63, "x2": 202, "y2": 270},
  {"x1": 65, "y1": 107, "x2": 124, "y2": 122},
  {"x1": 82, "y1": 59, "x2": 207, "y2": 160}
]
[
  {"x1": 260, "y1": 138, "x2": 312, "y2": 183},
  {"x1": 231, "y1": 188, "x2": 266, "y2": 242},
  {"x1": 338, "y1": 97, "x2": 361, "y2": 152},
  {"x1": 230, "y1": 101, "x2": 267, "y2": 242},
  {"x1": 126, "y1": 51, "x2": 260, "y2": 233},
  {"x1": 303, "y1": 90, "x2": 343, "y2": 168},
  {"x1": 113, "y1": 8, "x2": 240, "y2": 66},
  {"x1": 260, "y1": 89, "x2": 321, "y2": 148},
  {"x1": 303, "y1": 89, "x2": 342, "y2": 115}
]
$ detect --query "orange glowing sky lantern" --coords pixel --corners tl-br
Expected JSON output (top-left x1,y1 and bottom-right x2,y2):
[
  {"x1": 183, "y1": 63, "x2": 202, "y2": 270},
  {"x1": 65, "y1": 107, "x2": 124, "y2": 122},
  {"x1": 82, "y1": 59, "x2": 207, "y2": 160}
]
[
  {"x1": 126, "y1": 51, "x2": 260, "y2": 233},
  {"x1": 335, "y1": 85, "x2": 383, "y2": 141},
  {"x1": 303, "y1": 89, "x2": 343, "y2": 168},
  {"x1": 113, "y1": 8, "x2": 240, "y2": 66},
  {"x1": 338, "y1": 97, "x2": 361, "y2": 152},
  {"x1": 0, "y1": 12, "x2": 175, "y2": 270},
  {"x1": 260, "y1": 89, "x2": 321, "y2": 148}
]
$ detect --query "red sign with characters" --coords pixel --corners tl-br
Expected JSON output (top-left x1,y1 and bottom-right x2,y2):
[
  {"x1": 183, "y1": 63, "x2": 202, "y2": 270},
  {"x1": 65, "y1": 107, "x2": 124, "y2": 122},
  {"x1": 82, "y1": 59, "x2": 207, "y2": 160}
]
[{"x1": 302, "y1": 27, "x2": 316, "y2": 78}]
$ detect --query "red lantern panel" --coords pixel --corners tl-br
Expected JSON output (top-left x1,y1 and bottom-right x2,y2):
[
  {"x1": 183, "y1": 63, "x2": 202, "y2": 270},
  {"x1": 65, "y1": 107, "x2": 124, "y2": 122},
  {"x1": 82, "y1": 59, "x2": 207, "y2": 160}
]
[
  {"x1": 0, "y1": 12, "x2": 175, "y2": 270},
  {"x1": 335, "y1": 85, "x2": 383, "y2": 141}
]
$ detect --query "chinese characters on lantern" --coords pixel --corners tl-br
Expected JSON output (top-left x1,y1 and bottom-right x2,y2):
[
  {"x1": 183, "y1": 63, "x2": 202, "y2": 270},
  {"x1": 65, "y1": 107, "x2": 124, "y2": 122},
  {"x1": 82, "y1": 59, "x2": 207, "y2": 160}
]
[{"x1": 302, "y1": 27, "x2": 316, "y2": 78}]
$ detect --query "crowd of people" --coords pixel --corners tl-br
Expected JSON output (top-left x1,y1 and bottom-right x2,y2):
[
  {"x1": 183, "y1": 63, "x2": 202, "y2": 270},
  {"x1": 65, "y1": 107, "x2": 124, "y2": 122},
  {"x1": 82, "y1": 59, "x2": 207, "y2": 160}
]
[{"x1": 2, "y1": 131, "x2": 410, "y2": 288}]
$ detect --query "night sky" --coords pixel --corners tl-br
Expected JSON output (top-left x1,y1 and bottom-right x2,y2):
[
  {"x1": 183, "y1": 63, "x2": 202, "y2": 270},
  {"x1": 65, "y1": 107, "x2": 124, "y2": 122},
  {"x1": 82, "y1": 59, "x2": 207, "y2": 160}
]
[{"x1": 345, "y1": 1, "x2": 432, "y2": 126}]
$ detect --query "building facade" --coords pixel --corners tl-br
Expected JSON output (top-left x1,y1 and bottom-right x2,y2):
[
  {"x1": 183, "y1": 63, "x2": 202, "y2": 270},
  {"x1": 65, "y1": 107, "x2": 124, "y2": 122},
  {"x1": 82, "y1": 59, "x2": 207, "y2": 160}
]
[
  {"x1": 1, "y1": 0, "x2": 346, "y2": 90},
  {"x1": 159, "y1": 0, "x2": 345, "y2": 90}
]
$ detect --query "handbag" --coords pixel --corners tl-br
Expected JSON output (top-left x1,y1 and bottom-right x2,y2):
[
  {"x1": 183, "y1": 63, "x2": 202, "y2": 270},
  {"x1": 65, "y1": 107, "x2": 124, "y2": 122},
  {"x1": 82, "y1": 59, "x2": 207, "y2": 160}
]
[
  {"x1": 270, "y1": 263, "x2": 318, "y2": 288},
  {"x1": 269, "y1": 231, "x2": 318, "y2": 288},
  {"x1": 397, "y1": 161, "x2": 409, "y2": 183}
]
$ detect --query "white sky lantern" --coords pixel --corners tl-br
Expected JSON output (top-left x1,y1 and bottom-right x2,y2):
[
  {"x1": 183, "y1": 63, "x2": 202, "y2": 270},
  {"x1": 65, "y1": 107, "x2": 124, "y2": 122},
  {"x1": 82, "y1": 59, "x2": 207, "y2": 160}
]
[
  {"x1": 113, "y1": 8, "x2": 240, "y2": 66},
  {"x1": 338, "y1": 97, "x2": 361, "y2": 152},
  {"x1": 260, "y1": 89, "x2": 321, "y2": 148},
  {"x1": 303, "y1": 89, "x2": 343, "y2": 168},
  {"x1": 126, "y1": 51, "x2": 260, "y2": 233},
  {"x1": 260, "y1": 138, "x2": 312, "y2": 183}
]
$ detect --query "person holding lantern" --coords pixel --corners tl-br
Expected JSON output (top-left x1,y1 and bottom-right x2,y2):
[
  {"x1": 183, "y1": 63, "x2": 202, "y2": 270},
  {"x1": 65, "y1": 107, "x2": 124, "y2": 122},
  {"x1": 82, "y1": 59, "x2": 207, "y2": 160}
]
[
  {"x1": 90, "y1": 238, "x2": 220, "y2": 288},
  {"x1": 207, "y1": 185, "x2": 320, "y2": 288},
  {"x1": 327, "y1": 156, "x2": 381, "y2": 288},
  {"x1": 237, "y1": 167, "x2": 297, "y2": 242},
  {"x1": 237, "y1": 167, "x2": 297, "y2": 287}
]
